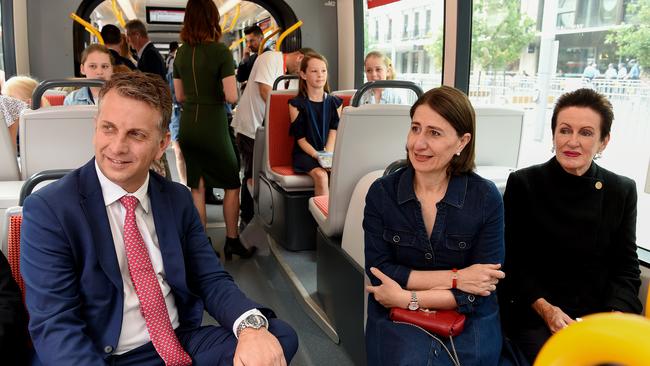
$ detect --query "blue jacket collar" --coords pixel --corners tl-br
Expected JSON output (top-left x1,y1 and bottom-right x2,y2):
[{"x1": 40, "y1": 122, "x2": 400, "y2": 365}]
[{"x1": 397, "y1": 166, "x2": 468, "y2": 209}]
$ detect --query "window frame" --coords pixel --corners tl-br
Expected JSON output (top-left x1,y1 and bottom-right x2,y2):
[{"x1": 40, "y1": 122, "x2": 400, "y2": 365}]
[{"x1": 1, "y1": 0, "x2": 17, "y2": 78}]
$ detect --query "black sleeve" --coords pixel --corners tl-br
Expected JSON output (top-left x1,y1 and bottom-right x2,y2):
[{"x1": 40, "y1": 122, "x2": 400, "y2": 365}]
[
  {"x1": 236, "y1": 54, "x2": 257, "y2": 83},
  {"x1": 139, "y1": 47, "x2": 167, "y2": 80},
  {"x1": 0, "y1": 253, "x2": 29, "y2": 364},
  {"x1": 604, "y1": 178, "x2": 643, "y2": 313},
  {"x1": 288, "y1": 98, "x2": 307, "y2": 139}
]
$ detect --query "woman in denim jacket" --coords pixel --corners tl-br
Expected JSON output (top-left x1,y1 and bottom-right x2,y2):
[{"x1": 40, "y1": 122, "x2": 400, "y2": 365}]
[{"x1": 365, "y1": 86, "x2": 506, "y2": 365}]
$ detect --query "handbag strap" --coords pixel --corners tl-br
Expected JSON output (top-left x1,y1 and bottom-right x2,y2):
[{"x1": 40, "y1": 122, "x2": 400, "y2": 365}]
[{"x1": 393, "y1": 321, "x2": 462, "y2": 366}]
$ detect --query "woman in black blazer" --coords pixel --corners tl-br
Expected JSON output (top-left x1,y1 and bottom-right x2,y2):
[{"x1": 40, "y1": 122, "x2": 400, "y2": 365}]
[{"x1": 500, "y1": 88, "x2": 642, "y2": 363}]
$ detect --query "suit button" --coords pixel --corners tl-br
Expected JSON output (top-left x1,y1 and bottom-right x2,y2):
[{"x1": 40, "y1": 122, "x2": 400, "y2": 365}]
[
  {"x1": 392, "y1": 235, "x2": 400, "y2": 243},
  {"x1": 104, "y1": 345, "x2": 113, "y2": 354},
  {"x1": 424, "y1": 253, "x2": 432, "y2": 260},
  {"x1": 468, "y1": 295, "x2": 475, "y2": 302},
  {"x1": 459, "y1": 241, "x2": 467, "y2": 249}
]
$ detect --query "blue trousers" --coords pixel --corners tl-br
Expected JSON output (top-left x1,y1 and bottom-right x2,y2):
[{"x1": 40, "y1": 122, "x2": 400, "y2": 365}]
[{"x1": 107, "y1": 319, "x2": 298, "y2": 366}]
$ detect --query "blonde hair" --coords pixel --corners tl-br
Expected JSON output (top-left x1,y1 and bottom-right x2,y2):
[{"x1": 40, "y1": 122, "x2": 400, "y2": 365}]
[
  {"x1": 365, "y1": 51, "x2": 395, "y2": 80},
  {"x1": 2, "y1": 75, "x2": 50, "y2": 107}
]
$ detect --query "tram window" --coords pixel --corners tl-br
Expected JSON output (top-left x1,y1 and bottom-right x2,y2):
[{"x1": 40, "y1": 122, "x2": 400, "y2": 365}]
[
  {"x1": 364, "y1": 0, "x2": 443, "y2": 91},
  {"x1": 469, "y1": 0, "x2": 650, "y2": 250},
  {"x1": 0, "y1": 3, "x2": 5, "y2": 84}
]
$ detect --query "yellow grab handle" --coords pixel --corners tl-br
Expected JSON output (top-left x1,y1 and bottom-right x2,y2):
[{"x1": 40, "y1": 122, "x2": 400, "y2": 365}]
[
  {"x1": 259, "y1": 28, "x2": 281, "y2": 54},
  {"x1": 224, "y1": 4, "x2": 240, "y2": 33},
  {"x1": 70, "y1": 13, "x2": 104, "y2": 45},
  {"x1": 111, "y1": 0, "x2": 126, "y2": 28},
  {"x1": 229, "y1": 36, "x2": 246, "y2": 50},
  {"x1": 275, "y1": 20, "x2": 303, "y2": 52}
]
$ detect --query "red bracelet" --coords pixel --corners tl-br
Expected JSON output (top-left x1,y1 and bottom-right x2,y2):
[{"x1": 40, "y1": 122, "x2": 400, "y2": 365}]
[{"x1": 451, "y1": 268, "x2": 458, "y2": 289}]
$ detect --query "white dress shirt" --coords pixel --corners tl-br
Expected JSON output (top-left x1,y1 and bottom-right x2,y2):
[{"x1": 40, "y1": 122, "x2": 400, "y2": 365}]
[{"x1": 95, "y1": 163, "x2": 263, "y2": 354}]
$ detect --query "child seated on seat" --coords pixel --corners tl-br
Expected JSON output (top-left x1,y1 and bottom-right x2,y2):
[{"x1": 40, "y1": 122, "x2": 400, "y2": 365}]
[
  {"x1": 360, "y1": 51, "x2": 405, "y2": 105},
  {"x1": 288, "y1": 52, "x2": 342, "y2": 196},
  {"x1": 64, "y1": 44, "x2": 114, "y2": 105}
]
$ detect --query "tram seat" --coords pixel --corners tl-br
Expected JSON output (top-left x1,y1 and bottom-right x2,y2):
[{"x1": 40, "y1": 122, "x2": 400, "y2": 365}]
[
  {"x1": 474, "y1": 106, "x2": 523, "y2": 168},
  {"x1": 309, "y1": 104, "x2": 412, "y2": 238},
  {"x1": 44, "y1": 94, "x2": 66, "y2": 106},
  {"x1": 2, "y1": 207, "x2": 24, "y2": 295},
  {"x1": 19, "y1": 105, "x2": 97, "y2": 179},
  {"x1": 0, "y1": 115, "x2": 20, "y2": 181}
]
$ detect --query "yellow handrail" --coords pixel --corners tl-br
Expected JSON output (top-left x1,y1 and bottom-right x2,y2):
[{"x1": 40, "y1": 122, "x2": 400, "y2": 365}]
[
  {"x1": 275, "y1": 20, "x2": 303, "y2": 52},
  {"x1": 259, "y1": 28, "x2": 281, "y2": 54},
  {"x1": 111, "y1": 0, "x2": 126, "y2": 28},
  {"x1": 223, "y1": 4, "x2": 240, "y2": 33},
  {"x1": 220, "y1": 13, "x2": 229, "y2": 32},
  {"x1": 70, "y1": 13, "x2": 104, "y2": 45},
  {"x1": 229, "y1": 36, "x2": 246, "y2": 50}
]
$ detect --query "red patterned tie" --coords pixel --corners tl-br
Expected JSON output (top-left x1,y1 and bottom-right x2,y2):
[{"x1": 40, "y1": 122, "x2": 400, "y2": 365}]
[{"x1": 120, "y1": 195, "x2": 192, "y2": 366}]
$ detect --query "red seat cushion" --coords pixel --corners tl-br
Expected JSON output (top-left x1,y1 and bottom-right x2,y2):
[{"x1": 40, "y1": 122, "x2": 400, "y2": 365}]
[
  {"x1": 339, "y1": 94, "x2": 352, "y2": 108},
  {"x1": 44, "y1": 94, "x2": 66, "y2": 106},
  {"x1": 268, "y1": 93, "x2": 298, "y2": 172},
  {"x1": 313, "y1": 195, "x2": 329, "y2": 217},
  {"x1": 7, "y1": 215, "x2": 24, "y2": 299}
]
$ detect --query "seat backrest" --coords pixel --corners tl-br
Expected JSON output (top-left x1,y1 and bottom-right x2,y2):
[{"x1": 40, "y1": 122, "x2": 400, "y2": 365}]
[
  {"x1": 2, "y1": 207, "x2": 24, "y2": 296},
  {"x1": 19, "y1": 105, "x2": 97, "y2": 179},
  {"x1": 332, "y1": 90, "x2": 356, "y2": 108},
  {"x1": 341, "y1": 170, "x2": 383, "y2": 269},
  {"x1": 474, "y1": 106, "x2": 524, "y2": 168},
  {"x1": 0, "y1": 116, "x2": 20, "y2": 181},
  {"x1": 328, "y1": 104, "x2": 411, "y2": 236},
  {"x1": 264, "y1": 90, "x2": 298, "y2": 175}
]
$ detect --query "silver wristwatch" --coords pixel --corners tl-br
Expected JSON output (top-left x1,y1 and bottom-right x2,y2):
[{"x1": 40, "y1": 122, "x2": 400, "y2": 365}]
[
  {"x1": 407, "y1": 291, "x2": 419, "y2": 311},
  {"x1": 236, "y1": 314, "x2": 269, "y2": 337}
]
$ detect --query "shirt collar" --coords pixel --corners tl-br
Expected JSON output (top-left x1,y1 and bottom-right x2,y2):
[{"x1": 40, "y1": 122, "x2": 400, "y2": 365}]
[
  {"x1": 95, "y1": 161, "x2": 150, "y2": 213},
  {"x1": 137, "y1": 41, "x2": 152, "y2": 59},
  {"x1": 397, "y1": 165, "x2": 467, "y2": 209}
]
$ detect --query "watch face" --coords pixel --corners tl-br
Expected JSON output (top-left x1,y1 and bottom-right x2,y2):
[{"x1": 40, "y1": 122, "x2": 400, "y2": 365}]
[{"x1": 408, "y1": 302, "x2": 419, "y2": 311}]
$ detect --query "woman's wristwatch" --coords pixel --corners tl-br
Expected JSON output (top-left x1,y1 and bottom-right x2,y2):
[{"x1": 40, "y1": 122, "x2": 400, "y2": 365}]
[{"x1": 407, "y1": 291, "x2": 419, "y2": 311}]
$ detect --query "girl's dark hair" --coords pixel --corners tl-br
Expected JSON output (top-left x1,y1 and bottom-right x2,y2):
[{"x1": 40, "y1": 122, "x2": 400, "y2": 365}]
[
  {"x1": 298, "y1": 53, "x2": 330, "y2": 98},
  {"x1": 180, "y1": 0, "x2": 222, "y2": 46},
  {"x1": 551, "y1": 88, "x2": 613, "y2": 141},
  {"x1": 408, "y1": 86, "x2": 476, "y2": 175}
]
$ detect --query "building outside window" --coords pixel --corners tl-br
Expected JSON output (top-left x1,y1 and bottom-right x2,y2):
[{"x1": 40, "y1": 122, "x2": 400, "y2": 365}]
[
  {"x1": 402, "y1": 13, "x2": 409, "y2": 39},
  {"x1": 414, "y1": 12, "x2": 420, "y2": 37}
]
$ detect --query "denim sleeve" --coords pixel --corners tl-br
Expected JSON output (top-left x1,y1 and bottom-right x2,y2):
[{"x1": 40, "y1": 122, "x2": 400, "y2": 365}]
[
  {"x1": 363, "y1": 180, "x2": 412, "y2": 287},
  {"x1": 457, "y1": 182, "x2": 505, "y2": 314}
]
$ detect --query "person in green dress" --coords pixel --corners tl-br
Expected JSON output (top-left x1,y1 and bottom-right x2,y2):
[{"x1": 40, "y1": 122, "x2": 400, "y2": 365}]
[{"x1": 173, "y1": 0, "x2": 255, "y2": 258}]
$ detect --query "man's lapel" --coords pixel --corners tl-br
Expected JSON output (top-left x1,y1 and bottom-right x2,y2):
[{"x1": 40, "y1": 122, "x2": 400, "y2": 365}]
[{"x1": 78, "y1": 160, "x2": 123, "y2": 293}]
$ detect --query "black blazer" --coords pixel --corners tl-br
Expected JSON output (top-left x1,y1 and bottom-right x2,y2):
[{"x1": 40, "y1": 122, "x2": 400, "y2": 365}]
[
  {"x1": 500, "y1": 157, "x2": 642, "y2": 328},
  {"x1": 137, "y1": 43, "x2": 166, "y2": 80}
]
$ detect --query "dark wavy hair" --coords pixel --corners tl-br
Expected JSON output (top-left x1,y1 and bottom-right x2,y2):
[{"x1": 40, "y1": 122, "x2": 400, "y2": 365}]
[
  {"x1": 408, "y1": 86, "x2": 476, "y2": 175},
  {"x1": 551, "y1": 88, "x2": 613, "y2": 141},
  {"x1": 180, "y1": 0, "x2": 222, "y2": 46}
]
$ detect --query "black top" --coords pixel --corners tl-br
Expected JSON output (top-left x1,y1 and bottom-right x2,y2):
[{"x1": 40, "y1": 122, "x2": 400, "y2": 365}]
[
  {"x1": 0, "y1": 252, "x2": 29, "y2": 364},
  {"x1": 288, "y1": 94, "x2": 342, "y2": 152},
  {"x1": 108, "y1": 49, "x2": 136, "y2": 70},
  {"x1": 137, "y1": 43, "x2": 167, "y2": 81},
  {"x1": 236, "y1": 53, "x2": 258, "y2": 83},
  {"x1": 500, "y1": 157, "x2": 642, "y2": 329}
]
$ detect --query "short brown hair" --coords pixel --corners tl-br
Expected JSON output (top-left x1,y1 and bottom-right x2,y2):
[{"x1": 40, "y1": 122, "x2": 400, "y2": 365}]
[
  {"x1": 551, "y1": 88, "x2": 613, "y2": 141},
  {"x1": 125, "y1": 19, "x2": 148, "y2": 38},
  {"x1": 180, "y1": 0, "x2": 221, "y2": 46},
  {"x1": 298, "y1": 52, "x2": 330, "y2": 97},
  {"x1": 81, "y1": 44, "x2": 114, "y2": 65},
  {"x1": 409, "y1": 86, "x2": 476, "y2": 175},
  {"x1": 98, "y1": 73, "x2": 171, "y2": 134}
]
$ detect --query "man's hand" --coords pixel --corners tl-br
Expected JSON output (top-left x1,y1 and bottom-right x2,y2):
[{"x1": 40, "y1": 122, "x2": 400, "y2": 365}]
[
  {"x1": 233, "y1": 327, "x2": 286, "y2": 366},
  {"x1": 532, "y1": 298, "x2": 575, "y2": 333},
  {"x1": 366, "y1": 267, "x2": 410, "y2": 309}
]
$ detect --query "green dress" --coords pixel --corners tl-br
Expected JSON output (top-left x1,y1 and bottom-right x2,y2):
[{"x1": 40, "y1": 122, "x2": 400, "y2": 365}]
[{"x1": 173, "y1": 41, "x2": 239, "y2": 189}]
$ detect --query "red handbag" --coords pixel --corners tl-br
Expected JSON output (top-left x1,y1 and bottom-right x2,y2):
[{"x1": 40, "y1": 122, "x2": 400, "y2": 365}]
[{"x1": 390, "y1": 308, "x2": 466, "y2": 337}]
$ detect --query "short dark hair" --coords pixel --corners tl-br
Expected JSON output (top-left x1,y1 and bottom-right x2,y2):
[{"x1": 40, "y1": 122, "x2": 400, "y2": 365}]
[
  {"x1": 169, "y1": 41, "x2": 179, "y2": 53},
  {"x1": 409, "y1": 86, "x2": 476, "y2": 175},
  {"x1": 98, "y1": 72, "x2": 171, "y2": 134},
  {"x1": 244, "y1": 25, "x2": 263, "y2": 37},
  {"x1": 125, "y1": 19, "x2": 148, "y2": 37},
  {"x1": 101, "y1": 24, "x2": 122, "y2": 45},
  {"x1": 551, "y1": 88, "x2": 613, "y2": 141},
  {"x1": 280, "y1": 33, "x2": 302, "y2": 53}
]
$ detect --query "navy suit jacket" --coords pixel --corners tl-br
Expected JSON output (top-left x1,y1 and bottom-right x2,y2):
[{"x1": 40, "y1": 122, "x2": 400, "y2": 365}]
[
  {"x1": 21, "y1": 159, "x2": 267, "y2": 365},
  {"x1": 137, "y1": 43, "x2": 167, "y2": 80}
]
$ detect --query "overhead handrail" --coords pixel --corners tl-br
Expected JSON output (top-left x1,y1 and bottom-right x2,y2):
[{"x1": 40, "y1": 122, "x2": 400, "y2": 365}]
[
  {"x1": 70, "y1": 13, "x2": 104, "y2": 45},
  {"x1": 220, "y1": 13, "x2": 229, "y2": 32},
  {"x1": 19, "y1": 169, "x2": 73, "y2": 205},
  {"x1": 223, "y1": 4, "x2": 241, "y2": 33},
  {"x1": 275, "y1": 21, "x2": 303, "y2": 52},
  {"x1": 229, "y1": 36, "x2": 246, "y2": 50},
  {"x1": 32, "y1": 78, "x2": 105, "y2": 109},
  {"x1": 272, "y1": 75, "x2": 299, "y2": 91},
  {"x1": 259, "y1": 28, "x2": 281, "y2": 55},
  {"x1": 350, "y1": 80, "x2": 424, "y2": 107},
  {"x1": 110, "y1": 0, "x2": 127, "y2": 28}
]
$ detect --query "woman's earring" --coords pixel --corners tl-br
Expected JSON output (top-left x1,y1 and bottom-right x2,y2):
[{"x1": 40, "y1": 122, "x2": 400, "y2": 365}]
[
  {"x1": 550, "y1": 145, "x2": 555, "y2": 153},
  {"x1": 594, "y1": 151, "x2": 602, "y2": 160},
  {"x1": 456, "y1": 151, "x2": 461, "y2": 156}
]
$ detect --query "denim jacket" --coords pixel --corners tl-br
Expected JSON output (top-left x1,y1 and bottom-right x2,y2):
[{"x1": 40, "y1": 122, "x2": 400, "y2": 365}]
[
  {"x1": 63, "y1": 87, "x2": 94, "y2": 106},
  {"x1": 364, "y1": 166, "x2": 505, "y2": 365}
]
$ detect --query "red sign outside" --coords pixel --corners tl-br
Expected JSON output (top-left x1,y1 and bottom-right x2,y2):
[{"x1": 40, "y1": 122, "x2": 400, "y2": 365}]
[{"x1": 367, "y1": 0, "x2": 400, "y2": 9}]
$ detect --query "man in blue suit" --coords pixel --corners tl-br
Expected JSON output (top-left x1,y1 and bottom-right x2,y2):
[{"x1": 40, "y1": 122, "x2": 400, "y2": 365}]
[{"x1": 21, "y1": 72, "x2": 297, "y2": 366}]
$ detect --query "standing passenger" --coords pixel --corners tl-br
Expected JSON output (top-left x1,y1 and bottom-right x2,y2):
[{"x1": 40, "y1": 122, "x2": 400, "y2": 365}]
[
  {"x1": 64, "y1": 44, "x2": 114, "y2": 106},
  {"x1": 125, "y1": 19, "x2": 167, "y2": 80},
  {"x1": 231, "y1": 42, "x2": 311, "y2": 230},
  {"x1": 173, "y1": 0, "x2": 254, "y2": 259},
  {"x1": 364, "y1": 86, "x2": 506, "y2": 365},
  {"x1": 288, "y1": 53, "x2": 342, "y2": 196},
  {"x1": 360, "y1": 51, "x2": 404, "y2": 105},
  {"x1": 166, "y1": 41, "x2": 186, "y2": 185},
  {"x1": 236, "y1": 25, "x2": 265, "y2": 91},
  {"x1": 101, "y1": 24, "x2": 137, "y2": 70}
]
